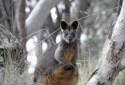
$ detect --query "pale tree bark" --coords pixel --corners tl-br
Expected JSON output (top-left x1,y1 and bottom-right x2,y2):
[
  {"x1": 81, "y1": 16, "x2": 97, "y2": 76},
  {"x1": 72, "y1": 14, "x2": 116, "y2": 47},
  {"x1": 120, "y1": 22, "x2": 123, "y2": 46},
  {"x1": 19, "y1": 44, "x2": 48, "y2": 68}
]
[
  {"x1": 42, "y1": 13, "x2": 56, "y2": 46},
  {"x1": 36, "y1": 5, "x2": 63, "y2": 58},
  {"x1": 55, "y1": 6, "x2": 62, "y2": 29},
  {"x1": 36, "y1": 13, "x2": 56, "y2": 59},
  {"x1": 86, "y1": 0, "x2": 125, "y2": 85},
  {"x1": 45, "y1": 6, "x2": 62, "y2": 44},
  {"x1": 26, "y1": 0, "x2": 61, "y2": 38},
  {"x1": 35, "y1": 30, "x2": 43, "y2": 60},
  {"x1": 35, "y1": 4, "x2": 64, "y2": 59}
]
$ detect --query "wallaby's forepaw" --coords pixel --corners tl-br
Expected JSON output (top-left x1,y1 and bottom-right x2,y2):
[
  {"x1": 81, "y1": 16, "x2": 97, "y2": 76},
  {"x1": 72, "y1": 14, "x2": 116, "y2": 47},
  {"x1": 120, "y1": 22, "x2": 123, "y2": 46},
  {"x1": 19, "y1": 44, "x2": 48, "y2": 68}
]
[{"x1": 64, "y1": 65, "x2": 74, "y2": 70}]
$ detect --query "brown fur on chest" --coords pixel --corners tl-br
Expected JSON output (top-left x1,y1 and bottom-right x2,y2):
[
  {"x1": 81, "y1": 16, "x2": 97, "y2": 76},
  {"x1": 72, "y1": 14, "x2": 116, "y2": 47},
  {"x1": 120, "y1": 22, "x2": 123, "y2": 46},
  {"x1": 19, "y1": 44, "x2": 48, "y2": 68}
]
[
  {"x1": 42, "y1": 65, "x2": 78, "y2": 85},
  {"x1": 64, "y1": 46, "x2": 74, "y2": 66},
  {"x1": 41, "y1": 46, "x2": 77, "y2": 85}
]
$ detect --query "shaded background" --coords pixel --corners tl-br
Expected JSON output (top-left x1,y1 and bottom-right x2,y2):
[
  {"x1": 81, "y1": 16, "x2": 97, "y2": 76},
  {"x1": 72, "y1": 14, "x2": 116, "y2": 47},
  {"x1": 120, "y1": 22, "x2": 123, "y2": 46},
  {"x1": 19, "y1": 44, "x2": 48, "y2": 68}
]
[{"x1": 0, "y1": 0, "x2": 125, "y2": 85}]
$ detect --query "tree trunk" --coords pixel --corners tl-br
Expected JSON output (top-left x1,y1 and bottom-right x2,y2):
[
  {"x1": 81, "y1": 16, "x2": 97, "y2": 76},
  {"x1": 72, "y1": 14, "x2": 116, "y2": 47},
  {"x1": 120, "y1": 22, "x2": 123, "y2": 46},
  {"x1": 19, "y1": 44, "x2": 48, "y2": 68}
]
[
  {"x1": 35, "y1": 30, "x2": 44, "y2": 60},
  {"x1": 86, "y1": 0, "x2": 125, "y2": 85},
  {"x1": 15, "y1": 0, "x2": 26, "y2": 50},
  {"x1": 63, "y1": 0, "x2": 70, "y2": 23},
  {"x1": 26, "y1": 0, "x2": 60, "y2": 38},
  {"x1": 0, "y1": 0, "x2": 15, "y2": 32},
  {"x1": 42, "y1": 13, "x2": 57, "y2": 46}
]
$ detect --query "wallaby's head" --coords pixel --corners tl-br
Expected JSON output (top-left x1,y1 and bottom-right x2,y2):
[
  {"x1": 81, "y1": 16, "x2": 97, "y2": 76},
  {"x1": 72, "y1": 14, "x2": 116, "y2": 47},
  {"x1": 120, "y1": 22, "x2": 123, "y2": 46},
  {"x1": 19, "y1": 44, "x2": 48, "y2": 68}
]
[{"x1": 60, "y1": 21, "x2": 78, "y2": 43}]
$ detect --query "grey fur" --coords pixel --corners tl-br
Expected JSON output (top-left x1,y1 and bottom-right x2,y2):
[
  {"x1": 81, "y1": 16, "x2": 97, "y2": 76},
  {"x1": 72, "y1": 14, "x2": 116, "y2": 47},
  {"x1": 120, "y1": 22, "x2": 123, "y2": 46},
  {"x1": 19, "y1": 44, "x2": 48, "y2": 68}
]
[{"x1": 34, "y1": 44, "x2": 59, "y2": 81}]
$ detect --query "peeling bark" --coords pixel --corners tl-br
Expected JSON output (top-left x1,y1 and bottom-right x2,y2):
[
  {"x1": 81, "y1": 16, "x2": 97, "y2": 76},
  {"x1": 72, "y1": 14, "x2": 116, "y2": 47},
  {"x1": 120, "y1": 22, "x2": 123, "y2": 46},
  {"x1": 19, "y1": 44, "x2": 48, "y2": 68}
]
[{"x1": 86, "y1": 0, "x2": 125, "y2": 85}]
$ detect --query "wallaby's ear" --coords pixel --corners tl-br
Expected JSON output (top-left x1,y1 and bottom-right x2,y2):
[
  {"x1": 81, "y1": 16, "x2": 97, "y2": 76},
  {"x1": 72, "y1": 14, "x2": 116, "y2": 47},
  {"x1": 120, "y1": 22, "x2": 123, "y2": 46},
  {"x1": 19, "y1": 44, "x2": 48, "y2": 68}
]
[
  {"x1": 60, "y1": 21, "x2": 67, "y2": 30},
  {"x1": 71, "y1": 21, "x2": 78, "y2": 30}
]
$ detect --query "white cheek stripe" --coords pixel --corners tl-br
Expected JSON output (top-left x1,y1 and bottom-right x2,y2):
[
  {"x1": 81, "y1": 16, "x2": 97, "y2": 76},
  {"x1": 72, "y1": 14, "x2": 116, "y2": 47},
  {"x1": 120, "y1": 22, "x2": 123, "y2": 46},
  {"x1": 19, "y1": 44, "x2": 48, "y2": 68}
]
[{"x1": 62, "y1": 33, "x2": 77, "y2": 43}]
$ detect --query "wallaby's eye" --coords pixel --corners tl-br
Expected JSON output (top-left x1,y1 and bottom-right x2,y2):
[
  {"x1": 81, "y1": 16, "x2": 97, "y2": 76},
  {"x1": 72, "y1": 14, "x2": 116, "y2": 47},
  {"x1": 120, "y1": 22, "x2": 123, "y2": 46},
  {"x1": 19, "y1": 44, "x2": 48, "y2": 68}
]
[
  {"x1": 61, "y1": 21, "x2": 67, "y2": 30},
  {"x1": 71, "y1": 21, "x2": 78, "y2": 30}
]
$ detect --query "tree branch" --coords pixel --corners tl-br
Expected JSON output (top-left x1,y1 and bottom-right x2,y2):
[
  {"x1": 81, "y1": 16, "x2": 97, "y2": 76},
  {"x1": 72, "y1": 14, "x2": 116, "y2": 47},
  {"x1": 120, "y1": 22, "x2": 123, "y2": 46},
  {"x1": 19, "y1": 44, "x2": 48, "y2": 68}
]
[
  {"x1": 26, "y1": 0, "x2": 61, "y2": 39},
  {"x1": 86, "y1": 0, "x2": 125, "y2": 85}
]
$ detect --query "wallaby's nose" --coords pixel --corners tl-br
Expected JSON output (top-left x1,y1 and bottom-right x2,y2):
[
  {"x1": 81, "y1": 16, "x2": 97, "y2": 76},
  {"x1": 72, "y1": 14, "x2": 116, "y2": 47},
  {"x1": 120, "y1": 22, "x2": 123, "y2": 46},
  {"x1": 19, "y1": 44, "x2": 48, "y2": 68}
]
[
  {"x1": 69, "y1": 38, "x2": 72, "y2": 42},
  {"x1": 67, "y1": 35, "x2": 72, "y2": 42}
]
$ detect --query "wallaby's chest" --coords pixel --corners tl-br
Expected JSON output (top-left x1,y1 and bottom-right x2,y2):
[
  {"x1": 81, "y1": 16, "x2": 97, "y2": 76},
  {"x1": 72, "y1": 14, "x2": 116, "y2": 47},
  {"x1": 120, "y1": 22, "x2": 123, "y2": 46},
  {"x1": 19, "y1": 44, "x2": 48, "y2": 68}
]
[
  {"x1": 64, "y1": 46, "x2": 74, "y2": 66},
  {"x1": 41, "y1": 46, "x2": 78, "y2": 85}
]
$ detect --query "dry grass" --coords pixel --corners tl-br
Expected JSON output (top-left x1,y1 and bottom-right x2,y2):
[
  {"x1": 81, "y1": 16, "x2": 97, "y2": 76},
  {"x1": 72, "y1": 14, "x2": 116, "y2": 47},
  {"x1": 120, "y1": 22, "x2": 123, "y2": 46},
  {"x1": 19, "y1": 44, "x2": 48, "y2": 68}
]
[
  {"x1": 2, "y1": 63, "x2": 31, "y2": 85},
  {"x1": 1, "y1": 57, "x2": 125, "y2": 85}
]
